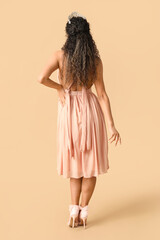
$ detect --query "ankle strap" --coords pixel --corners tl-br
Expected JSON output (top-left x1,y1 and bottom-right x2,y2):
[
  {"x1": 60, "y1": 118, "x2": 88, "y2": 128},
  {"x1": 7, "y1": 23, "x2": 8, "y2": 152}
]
[
  {"x1": 69, "y1": 204, "x2": 79, "y2": 211},
  {"x1": 79, "y1": 205, "x2": 88, "y2": 211}
]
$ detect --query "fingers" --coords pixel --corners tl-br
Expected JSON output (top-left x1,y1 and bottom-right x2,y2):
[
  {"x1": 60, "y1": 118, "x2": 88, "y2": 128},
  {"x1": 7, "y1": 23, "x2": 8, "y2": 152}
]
[
  {"x1": 59, "y1": 95, "x2": 66, "y2": 106},
  {"x1": 61, "y1": 97, "x2": 65, "y2": 106},
  {"x1": 108, "y1": 133, "x2": 122, "y2": 146},
  {"x1": 63, "y1": 95, "x2": 66, "y2": 105},
  {"x1": 115, "y1": 134, "x2": 119, "y2": 146},
  {"x1": 110, "y1": 134, "x2": 117, "y2": 143},
  {"x1": 108, "y1": 134, "x2": 114, "y2": 140}
]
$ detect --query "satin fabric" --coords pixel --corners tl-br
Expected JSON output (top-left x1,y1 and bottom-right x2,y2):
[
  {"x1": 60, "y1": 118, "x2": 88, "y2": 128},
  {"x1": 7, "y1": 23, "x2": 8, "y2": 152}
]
[{"x1": 56, "y1": 69, "x2": 109, "y2": 178}]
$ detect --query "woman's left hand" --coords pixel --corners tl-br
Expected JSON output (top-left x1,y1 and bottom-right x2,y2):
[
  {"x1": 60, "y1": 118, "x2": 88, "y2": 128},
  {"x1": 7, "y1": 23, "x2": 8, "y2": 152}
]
[{"x1": 108, "y1": 125, "x2": 122, "y2": 146}]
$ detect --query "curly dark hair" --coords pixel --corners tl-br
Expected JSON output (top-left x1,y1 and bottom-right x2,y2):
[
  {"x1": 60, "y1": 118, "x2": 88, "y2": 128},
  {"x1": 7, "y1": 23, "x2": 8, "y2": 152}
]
[{"x1": 60, "y1": 16, "x2": 101, "y2": 89}]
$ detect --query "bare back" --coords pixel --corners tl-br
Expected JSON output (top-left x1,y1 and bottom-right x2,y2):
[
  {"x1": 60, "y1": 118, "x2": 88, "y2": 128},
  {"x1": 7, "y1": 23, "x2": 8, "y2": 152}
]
[{"x1": 58, "y1": 50, "x2": 99, "y2": 91}]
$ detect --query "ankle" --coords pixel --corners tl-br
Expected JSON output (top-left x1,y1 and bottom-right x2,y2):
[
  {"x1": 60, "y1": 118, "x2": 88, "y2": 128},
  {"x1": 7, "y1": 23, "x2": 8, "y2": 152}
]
[{"x1": 80, "y1": 203, "x2": 88, "y2": 208}]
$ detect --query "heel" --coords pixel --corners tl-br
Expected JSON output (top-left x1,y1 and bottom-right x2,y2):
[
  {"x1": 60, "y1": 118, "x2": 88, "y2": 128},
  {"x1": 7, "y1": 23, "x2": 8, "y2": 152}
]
[
  {"x1": 68, "y1": 204, "x2": 80, "y2": 228},
  {"x1": 82, "y1": 217, "x2": 87, "y2": 229},
  {"x1": 68, "y1": 215, "x2": 78, "y2": 227},
  {"x1": 79, "y1": 205, "x2": 88, "y2": 229},
  {"x1": 72, "y1": 216, "x2": 75, "y2": 228}
]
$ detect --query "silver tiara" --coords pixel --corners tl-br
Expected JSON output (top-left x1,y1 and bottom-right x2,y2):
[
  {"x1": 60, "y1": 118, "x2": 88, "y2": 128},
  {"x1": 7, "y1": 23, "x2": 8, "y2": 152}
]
[{"x1": 68, "y1": 11, "x2": 86, "y2": 24}]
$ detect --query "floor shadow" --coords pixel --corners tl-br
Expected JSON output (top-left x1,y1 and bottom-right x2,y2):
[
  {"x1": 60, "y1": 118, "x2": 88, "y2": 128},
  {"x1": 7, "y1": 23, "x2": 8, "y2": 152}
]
[{"x1": 89, "y1": 191, "x2": 160, "y2": 226}]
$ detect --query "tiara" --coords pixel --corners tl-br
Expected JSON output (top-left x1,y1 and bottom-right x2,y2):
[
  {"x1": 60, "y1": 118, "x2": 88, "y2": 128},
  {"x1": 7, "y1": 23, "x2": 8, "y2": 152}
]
[{"x1": 68, "y1": 11, "x2": 86, "y2": 24}]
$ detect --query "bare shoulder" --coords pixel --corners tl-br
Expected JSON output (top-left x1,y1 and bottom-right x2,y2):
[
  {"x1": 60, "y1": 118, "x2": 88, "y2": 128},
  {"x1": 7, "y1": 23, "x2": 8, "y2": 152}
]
[
  {"x1": 56, "y1": 49, "x2": 64, "y2": 60},
  {"x1": 49, "y1": 49, "x2": 64, "y2": 62},
  {"x1": 49, "y1": 49, "x2": 65, "y2": 69},
  {"x1": 95, "y1": 56, "x2": 103, "y2": 74}
]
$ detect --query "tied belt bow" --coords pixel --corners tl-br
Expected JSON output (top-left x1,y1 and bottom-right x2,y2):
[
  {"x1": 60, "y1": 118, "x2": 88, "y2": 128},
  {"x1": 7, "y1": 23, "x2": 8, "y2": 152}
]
[{"x1": 64, "y1": 85, "x2": 92, "y2": 158}]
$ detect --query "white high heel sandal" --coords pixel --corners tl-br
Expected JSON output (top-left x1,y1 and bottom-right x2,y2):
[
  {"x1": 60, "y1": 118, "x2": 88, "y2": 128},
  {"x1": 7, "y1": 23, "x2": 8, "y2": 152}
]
[
  {"x1": 68, "y1": 204, "x2": 80, "y2": 228},
  {"x1": 79, "y1": 205, "x2": 88, "y2": 229}
]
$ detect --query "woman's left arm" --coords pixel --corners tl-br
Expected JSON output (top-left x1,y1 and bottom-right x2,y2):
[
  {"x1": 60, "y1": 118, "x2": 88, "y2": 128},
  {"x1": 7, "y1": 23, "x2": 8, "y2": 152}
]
[{"x1": 37, "y1": 50, "x2": 62, "y2": 91}]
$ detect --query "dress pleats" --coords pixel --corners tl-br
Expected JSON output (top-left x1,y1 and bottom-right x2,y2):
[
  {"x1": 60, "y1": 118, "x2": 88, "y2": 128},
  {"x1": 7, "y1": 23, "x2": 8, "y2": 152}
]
[{"x1": 56, "y1": 69, "x2": 109, "y2": 178}]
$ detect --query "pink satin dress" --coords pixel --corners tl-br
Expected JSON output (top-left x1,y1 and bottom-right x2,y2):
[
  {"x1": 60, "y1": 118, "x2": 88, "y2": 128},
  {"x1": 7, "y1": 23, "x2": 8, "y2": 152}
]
[{"x1": 56, "y1": 69, "x2": 109, "y2": 178}]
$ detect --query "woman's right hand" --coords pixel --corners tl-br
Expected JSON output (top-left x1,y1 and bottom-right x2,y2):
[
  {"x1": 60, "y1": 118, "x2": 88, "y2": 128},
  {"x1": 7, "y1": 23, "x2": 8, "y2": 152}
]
[{"x1": 57, "y1": 85, "x2": 66, "y2": 106}]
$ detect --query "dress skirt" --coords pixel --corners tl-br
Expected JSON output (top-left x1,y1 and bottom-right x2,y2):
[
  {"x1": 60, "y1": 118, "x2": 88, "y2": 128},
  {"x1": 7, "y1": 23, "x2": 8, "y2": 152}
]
[{"x1": 56, "y1": 84, "x2": 109, "y2": 179}]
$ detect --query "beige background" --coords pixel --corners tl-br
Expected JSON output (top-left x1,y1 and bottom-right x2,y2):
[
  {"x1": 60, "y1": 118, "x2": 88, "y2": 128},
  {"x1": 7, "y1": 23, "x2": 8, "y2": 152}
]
[{"x1": 0, "y1": 0, "x2": 160, "y2": 239}]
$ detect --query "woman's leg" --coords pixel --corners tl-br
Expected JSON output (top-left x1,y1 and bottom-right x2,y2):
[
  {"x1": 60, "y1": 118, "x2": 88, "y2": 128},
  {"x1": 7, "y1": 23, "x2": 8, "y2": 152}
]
[
  {"x1": 80, "y1": 176, "x2": 97, "y2": 207},
  {"x1": 69, "y1": 177, "x2": 83, "y2": 224},
  {"x1": 69, "y1": 176, "x2": 96, "y2": 225},
  {"x1": 70, "y1": 177, "x2": 83, "y2": 205}
]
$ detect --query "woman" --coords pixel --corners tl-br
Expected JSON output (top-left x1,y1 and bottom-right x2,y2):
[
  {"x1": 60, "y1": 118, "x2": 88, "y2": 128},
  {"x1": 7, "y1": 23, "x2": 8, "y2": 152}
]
[{"x1": 38, "y1": 12, "x2": 121, "y2": 229}]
